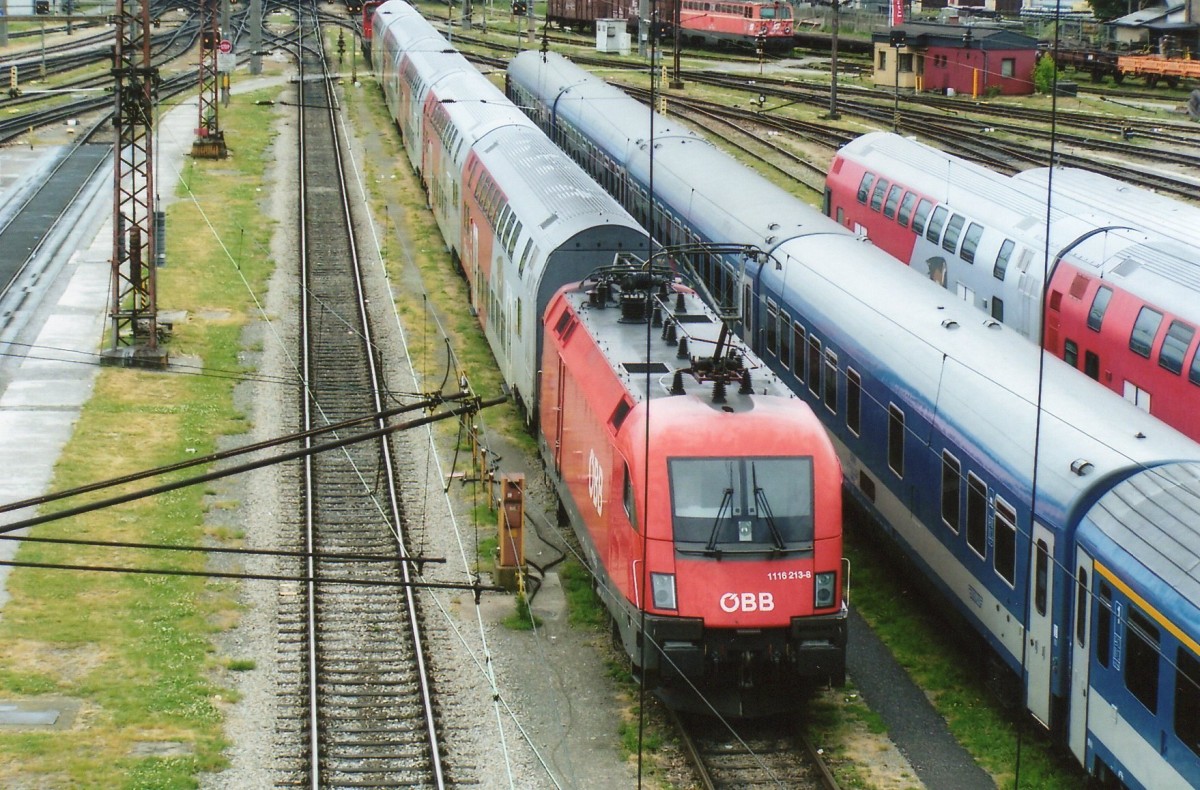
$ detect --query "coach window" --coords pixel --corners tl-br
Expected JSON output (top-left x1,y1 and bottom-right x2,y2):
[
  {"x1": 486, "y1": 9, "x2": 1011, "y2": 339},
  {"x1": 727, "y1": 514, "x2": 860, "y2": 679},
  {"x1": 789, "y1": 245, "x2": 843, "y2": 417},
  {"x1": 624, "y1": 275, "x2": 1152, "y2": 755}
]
[
  {"x1": 1190, "y1": 348, "x2": 1200, "y2": 387},
  {"x1": 1087, "y1": 286, "x2": 1113, "y2": 331},
  {"x1": 807, "y1": 336, "x2": 822, "y2": 398},
  {"x1": 766, "y1": 299, "x2": 779, "y2": 358},
  {"x1": 1126, "y1": 608, "x2": 1161, "y2": 714},
  {"x1": 994, "y1": 499, "x2": 1016, "y2": 586},
  {"x1": 1096, "y1": 582, "x2": 1113, "y2": 668},
  {"x1": 991, "y1": 298, "x2": 1004, "y2": 323},
  {"x1": 941, "y1": 451, "x2": 961, "y2": 533},
  {"x1": 887, "y1": 404, "x2": 904, "y2": 478},
  {"x1": 870, "y1": 179, "x2": 889, "y2": 212},
  {"x1": 960, "y1": 223, "x2": 983, "y2": 264},
  {"x1": 911, "y1": 199, "x2": 933, "y2": 236},
  {"x1": 925, "y1": 206, "x2": 948, "y2": 244},
  {"x1": 1064, "y1": 339, "x2": 1079, "y2": 368},
  {"x1": 883, "y1": 185, "x2": 902, "y2": 219},
  {"x1": 941, "y1": 214, "x2": 966, "y2": 254},
  {"x1": 966, "y1": 473, "x2": 987, "y2": 559},
  {"x1": 1130, "y1": 306, "x2": 1164, "y2": 358},
  {"x1": 823, "y1": 349, "x2": 838, "y2": 412},
  {"x1": 792, "y1": 323, "x2": 806, "y2": 384},
  {"x1": 1085, "y1": 351, "x2": 1100, "y2": 380},
  {"x1": 1075, "y1": 568, "x2": 1088, "y2": 648},
  {"x1": 779, "y1": 310, "x2": 792, "y2": 370},
  {"x1": 993, "y1": 239, "x2": 1014, "y2": 281},
  {"x1": 846, "y1": 369, "x2": 861, "y2": 436},
  {"x1": 1034, "y1": 537, "x2": 1048, "y2": 614},
  {"x1": 1176, "y1": 648, "x2": 1200, "y2": 757},
  {"x1": 856, "y1": 173, "x2": 875, "y2": 204},
  {"x1": 1159, "y1": 320, "x2": 1194, "y2": 374},
  {"x1": 897, "y1": 192, "x2": 917, "y2": 227}
]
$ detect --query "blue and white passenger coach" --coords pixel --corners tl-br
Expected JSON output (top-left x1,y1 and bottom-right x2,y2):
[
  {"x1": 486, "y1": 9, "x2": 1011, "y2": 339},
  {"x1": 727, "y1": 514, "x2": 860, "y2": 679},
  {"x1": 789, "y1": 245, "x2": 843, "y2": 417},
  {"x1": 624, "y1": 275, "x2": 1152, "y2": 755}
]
[{"x1": 508, "y1": 50, "x2": 1200, "y2": 787}]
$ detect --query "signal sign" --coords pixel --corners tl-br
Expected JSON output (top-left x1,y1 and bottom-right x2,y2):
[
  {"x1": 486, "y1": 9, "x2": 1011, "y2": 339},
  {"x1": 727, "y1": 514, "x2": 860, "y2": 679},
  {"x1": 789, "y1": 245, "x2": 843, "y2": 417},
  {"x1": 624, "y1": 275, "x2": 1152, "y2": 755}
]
[{"x1": 218, "y1": 39, "x2": 233, "y2": 54}]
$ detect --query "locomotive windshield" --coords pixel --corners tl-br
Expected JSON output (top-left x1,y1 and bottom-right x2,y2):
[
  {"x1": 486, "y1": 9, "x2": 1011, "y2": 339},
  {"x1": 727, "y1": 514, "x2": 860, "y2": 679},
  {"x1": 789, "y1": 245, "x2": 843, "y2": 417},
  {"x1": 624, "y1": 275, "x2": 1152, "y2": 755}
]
[{"x1": 669, "y1": 457, "x2": 814, "y2": 554}]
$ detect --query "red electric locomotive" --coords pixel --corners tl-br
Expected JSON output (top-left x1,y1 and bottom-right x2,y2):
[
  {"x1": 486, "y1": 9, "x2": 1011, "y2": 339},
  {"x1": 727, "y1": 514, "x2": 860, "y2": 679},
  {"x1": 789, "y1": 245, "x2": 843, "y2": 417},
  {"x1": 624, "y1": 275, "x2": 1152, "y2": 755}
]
[{"x1": 539, "y1": 260, "x2": 846, "y2": 715}]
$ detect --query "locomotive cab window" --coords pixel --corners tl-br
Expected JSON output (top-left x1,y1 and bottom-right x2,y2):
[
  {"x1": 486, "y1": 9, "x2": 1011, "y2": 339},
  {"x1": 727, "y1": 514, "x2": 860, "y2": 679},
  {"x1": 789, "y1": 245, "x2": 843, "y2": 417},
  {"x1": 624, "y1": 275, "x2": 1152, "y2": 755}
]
[
  {"x1": 668, "y1": 457, "x2": 815, "y2": 550},
  {"x1": 623, "y1": 463, "x2": 638, "y2": 533}
]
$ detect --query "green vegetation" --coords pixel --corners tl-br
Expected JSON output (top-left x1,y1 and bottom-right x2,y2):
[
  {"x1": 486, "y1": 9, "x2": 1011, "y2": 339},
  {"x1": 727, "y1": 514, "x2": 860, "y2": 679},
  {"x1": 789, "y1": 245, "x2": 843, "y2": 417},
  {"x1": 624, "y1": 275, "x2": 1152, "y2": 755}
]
[
  {"x1": 845, "y1": 519, "x2": 1084, "y2": 789},
  {"x1": 1032, "y1": 53, "x2": 1063, "y2": 94},
  {"x1": 0, "y1": 90, "x2": 280, "y2": 787}
]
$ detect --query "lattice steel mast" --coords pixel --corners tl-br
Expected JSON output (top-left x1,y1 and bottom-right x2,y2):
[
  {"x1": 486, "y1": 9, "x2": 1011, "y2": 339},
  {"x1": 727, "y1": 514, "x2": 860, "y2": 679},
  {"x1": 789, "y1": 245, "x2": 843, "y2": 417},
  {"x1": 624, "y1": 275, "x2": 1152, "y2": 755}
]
[{"x1": 107, "y1": 0, "x2": 163, "y2": 363}]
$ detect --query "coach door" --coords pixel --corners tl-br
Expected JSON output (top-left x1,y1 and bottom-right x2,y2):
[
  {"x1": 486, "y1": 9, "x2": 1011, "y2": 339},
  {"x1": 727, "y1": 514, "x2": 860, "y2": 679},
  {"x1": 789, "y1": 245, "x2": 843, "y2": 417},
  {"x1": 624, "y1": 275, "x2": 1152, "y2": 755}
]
[
  {"x1": 1026, "y1": 522, "x2": 1054, "y2": 726},
  {"x1": 1068, "y1": 547, "x2": 1094, "y2": 765},
  {"x1": 741, "y1": 277, "x2": 756, "y2": 354}
]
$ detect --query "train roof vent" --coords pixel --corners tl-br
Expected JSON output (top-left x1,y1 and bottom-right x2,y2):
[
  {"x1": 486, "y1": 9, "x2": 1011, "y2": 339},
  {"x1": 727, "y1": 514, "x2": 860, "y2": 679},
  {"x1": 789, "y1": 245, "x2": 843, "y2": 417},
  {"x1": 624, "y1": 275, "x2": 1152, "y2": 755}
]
[
  {"x1": 983, "y1": 319, "x2": 1001, "y2": 330},
  {"x1": 1112, "y1": 256, "x2": 1142, "y2": 278},
  {"x1": 1070, "y1": 459, "x2": 1094, "y2": 476},
  {"x1": 624, "y1": 362, "x2": 670, "y2": 376},
  {"x1": 540, "y1": 213, "x2": 559, "y2": 229},
  {"x1": 941, "y1": 319, "x2": 959, "y2": 330}
]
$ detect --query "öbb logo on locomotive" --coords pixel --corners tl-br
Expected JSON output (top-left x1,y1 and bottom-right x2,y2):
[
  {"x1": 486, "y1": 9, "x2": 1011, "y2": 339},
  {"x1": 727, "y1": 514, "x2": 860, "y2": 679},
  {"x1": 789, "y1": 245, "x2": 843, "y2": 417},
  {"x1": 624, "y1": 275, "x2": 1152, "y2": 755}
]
[{"x1": 719, "y1": 592, "x2": 776, "y2": 613}]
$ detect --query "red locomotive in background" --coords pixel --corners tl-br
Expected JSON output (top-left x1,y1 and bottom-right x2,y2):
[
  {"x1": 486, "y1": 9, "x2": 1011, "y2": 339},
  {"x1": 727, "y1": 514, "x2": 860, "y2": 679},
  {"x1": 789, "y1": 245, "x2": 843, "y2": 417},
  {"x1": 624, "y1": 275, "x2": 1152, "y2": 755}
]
[{"x1": 546, "y1": 0, "x2": 793, "y2": 52}]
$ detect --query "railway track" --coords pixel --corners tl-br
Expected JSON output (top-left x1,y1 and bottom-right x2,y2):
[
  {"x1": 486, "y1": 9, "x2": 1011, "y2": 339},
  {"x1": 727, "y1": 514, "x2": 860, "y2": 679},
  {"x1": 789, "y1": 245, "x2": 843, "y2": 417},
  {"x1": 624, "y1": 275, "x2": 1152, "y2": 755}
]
[
  {"x1": 273, "y1": 9, "x2": 447, "y2": 786},
  {"x1": 668, "y1": 709, "x2": 841, "y2": 789}
]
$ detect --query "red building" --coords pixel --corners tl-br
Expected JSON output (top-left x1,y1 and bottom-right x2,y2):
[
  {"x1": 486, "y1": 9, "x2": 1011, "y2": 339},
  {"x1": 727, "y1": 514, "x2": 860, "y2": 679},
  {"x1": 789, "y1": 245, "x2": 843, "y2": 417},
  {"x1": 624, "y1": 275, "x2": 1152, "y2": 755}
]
[{"x1": 872, "y1": 23, "x2": 1040, "y2": 97}]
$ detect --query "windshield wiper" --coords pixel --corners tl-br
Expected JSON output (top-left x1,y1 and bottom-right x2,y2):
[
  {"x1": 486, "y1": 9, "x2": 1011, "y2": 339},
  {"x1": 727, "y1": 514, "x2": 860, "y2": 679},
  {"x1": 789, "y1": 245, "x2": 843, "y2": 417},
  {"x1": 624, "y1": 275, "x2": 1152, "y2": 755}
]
[
  {"x1": 704, "y1": 486, "x2": 734, "y2": 553},
  {"x1": 752, "y1": 462, "x2": 787, "y2": 551}
]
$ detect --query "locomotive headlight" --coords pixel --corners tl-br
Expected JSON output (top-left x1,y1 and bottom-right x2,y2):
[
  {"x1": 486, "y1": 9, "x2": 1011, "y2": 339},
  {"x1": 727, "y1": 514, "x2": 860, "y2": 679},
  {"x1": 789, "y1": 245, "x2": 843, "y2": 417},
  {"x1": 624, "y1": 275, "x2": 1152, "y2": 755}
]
[
  {"x1": 651, "y1": 573, "x2": 677, "y2": 611},
  {"x1": 815, "y1": 572, "x2": 837, "y2": 608}
]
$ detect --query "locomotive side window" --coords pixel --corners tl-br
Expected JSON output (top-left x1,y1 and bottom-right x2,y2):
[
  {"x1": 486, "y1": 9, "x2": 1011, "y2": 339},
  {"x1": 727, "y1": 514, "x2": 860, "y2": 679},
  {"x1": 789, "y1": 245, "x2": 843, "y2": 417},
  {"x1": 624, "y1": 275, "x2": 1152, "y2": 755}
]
[
  {"x1": 623, "y1": 463, "x2": 638, "y2": 532},
  {"x1": 911, "y1": 199, "x2": 933, "y2": 236},
  {"x1": 1130, "y1": 306, "x2": 1164, "y2": 358},
  {"x1": 941, "y1": 451, "x2": 961, "y2": 533},
  {"x1": 925, "y1": 206, "x2": 948, "y2": 244},
  {"x1": 883, "y1": 185, "x2": 902, "y2": 219},
  {"x1": 807, "y1": 335, "x2": 822, "y2": 398},
  {"x1": 1087, "y1": 286, "x2": 1113, "y2": 331},
  {"x1": 1125, "y1": 608, "x2": 1161, "y2": 714},
  {"x1": 823, "y1": 350, "x2": 837, "y2": 413},
  {"x1": 1159, "y1": 320, "x2": 1194, "y2": 374},
  {"x1": 1075, "y1": 567, "x2": 1088, "y2": 648},
  {"x1": 966, "y1": 473, "x2": 987, "y2": 559},
  {"x1": 993, "y1": 236, "x2": 1012, "y2": 279},
  {"x1": 1097, "y1": 581, "x2": 1113, "y2": 668},
  {"x1": 887, "y1": 404, "x2": 904, "y2": 478},
  {"x1": 779, "y1": 310, "x2": 792, "y2": 370},
  {"x1": 960, "y1": 223, "x2": 983, "y2": 264},
  {"x1": 846, "y1": 368, "x2": 861, "y2": 436},
  {"x1": 941, "y1": 214, "x2": 965, "y2": 254},
  {"x1": 870, "y1": 179, "x2": 889, "y2": 212},
  {"x1": 792, "y1": 323, "x2": 806, "y2": 384},
  {"x1": 1175, "y1": 648, "x2": 1200, "y2": 758},
  {"x1": 766, "y1": 299, "x2": 779, "y2": 358},
  {"x1": 897, "y1": 192, "x2": 917, "y2": 227},
  {"x1": 994, "y1": 499, "x2": 1016, "y2": 586},
  {"x1": 856, "y1": 173, "x2": 875, "y2": 204}
]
